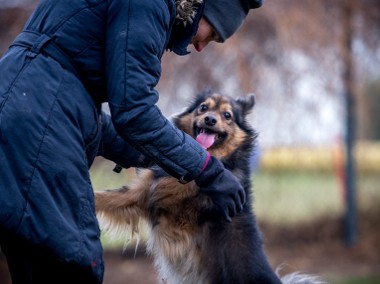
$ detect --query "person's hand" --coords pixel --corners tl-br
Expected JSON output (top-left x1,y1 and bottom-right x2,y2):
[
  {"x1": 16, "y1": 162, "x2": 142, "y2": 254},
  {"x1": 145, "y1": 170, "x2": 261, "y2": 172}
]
[{"x1": 194, "y1": 156, "x2": 246, "y2": 222}]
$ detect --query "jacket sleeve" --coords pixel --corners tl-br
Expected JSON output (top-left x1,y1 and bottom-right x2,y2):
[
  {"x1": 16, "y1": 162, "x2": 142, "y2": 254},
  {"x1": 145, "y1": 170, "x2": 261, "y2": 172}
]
[
  {"x1": 97, "y1": 111, "x2": 152, "y2": 169},
  {"x1": 105, "y1": 0, "x2": 208, "y2": 181}
]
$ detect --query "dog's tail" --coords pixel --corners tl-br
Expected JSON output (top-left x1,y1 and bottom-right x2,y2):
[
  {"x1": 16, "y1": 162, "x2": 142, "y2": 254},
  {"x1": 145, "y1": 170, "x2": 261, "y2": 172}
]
[{"x1": 280, "y1": 272, "x2": 326, "y2": 284}]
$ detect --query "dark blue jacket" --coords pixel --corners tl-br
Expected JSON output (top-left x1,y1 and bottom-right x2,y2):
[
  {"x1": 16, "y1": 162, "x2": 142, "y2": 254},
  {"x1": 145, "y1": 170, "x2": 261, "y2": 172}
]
[{"x1": 0, "y1": 0, "x2": 207, "y2": 281}]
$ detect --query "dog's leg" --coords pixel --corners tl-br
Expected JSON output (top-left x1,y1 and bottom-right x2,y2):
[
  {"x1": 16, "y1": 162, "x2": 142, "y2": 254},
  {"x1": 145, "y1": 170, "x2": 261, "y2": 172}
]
[{"x1": 95, "y1": 169, "x2": 154, "y2": 237}]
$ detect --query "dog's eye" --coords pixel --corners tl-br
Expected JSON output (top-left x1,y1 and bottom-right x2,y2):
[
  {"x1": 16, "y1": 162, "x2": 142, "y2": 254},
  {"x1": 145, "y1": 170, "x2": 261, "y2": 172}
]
[
  {"x1": 199, "y1": 104, "x2": 208, "y2": 112},
  {"x1": 224, "y1": 112, "x2": 232, "y2": 120}
]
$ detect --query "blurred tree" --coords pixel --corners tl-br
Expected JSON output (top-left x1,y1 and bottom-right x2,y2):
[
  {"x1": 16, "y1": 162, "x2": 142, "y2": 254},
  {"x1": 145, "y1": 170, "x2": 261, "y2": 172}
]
[{"x1": 341, "y1": 0, "x2": 357, "y2": 248}]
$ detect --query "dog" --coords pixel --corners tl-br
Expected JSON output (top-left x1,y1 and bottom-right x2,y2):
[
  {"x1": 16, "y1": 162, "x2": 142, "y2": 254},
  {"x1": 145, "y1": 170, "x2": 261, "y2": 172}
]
[{"x1": 95, "y1": 90, "x2": 324, "y2": 284}]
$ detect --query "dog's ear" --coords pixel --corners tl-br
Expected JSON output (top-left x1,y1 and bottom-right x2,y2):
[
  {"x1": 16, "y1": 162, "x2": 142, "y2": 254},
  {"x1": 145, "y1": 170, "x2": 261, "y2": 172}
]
[{"x1": 235, "y1": 93, "x2": 255, "y2": 115}]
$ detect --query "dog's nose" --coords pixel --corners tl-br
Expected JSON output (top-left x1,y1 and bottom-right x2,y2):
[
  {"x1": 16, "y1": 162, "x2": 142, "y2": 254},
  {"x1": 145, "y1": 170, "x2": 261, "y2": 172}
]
[{"x1": 205, "y1": 115, "x2": 217, "y2": 126}]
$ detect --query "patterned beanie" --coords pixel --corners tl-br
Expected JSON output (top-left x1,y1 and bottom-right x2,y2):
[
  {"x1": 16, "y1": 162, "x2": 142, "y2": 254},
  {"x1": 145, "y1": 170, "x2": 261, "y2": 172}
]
[{"x1": 203, "y1": 0, "x2": 263, "y2": 42}]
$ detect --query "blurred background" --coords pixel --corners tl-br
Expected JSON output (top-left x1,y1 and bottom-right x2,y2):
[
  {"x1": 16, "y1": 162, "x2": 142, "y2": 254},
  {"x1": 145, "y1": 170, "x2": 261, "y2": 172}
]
[{"x1": 0, "y1": 0, "x2": 379, "y2": 283}]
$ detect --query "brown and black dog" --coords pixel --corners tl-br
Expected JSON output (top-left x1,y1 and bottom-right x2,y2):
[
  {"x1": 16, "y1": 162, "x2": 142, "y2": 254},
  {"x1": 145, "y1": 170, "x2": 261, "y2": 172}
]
[{"x1": 95, "y1": 90, "x2": 323, "y2": 284}]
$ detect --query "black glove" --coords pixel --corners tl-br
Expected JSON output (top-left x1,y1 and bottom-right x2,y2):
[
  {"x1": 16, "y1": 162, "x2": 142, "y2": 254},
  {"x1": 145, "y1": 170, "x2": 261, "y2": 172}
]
[{"x1": 195, "y1": 156, "x2": 246, "y2": 222}]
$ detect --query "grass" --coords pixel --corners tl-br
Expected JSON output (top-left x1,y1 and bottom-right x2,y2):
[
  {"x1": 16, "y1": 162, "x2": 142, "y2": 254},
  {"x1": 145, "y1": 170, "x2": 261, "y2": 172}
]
[
  {"x1": 252, "y1": 169, "x2": 380, "y2": 226},
  {"x1": 252, "y1": 170, "x2": 344, "y2": 225}
]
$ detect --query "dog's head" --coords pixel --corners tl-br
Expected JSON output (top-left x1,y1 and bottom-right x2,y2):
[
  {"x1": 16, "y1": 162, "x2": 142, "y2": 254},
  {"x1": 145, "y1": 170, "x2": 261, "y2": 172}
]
[{"x1": 172, "y1": 89, "x2": 256, "y2": 159}]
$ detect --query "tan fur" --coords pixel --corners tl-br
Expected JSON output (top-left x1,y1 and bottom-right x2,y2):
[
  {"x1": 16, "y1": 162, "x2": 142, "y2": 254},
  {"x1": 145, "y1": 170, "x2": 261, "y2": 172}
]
[
  {"x1": 212, "y1": 125, "x2": 247, "y2": 159},
  {"x1": 175, "y1": 113, "x2": 193, "y2": 137}
]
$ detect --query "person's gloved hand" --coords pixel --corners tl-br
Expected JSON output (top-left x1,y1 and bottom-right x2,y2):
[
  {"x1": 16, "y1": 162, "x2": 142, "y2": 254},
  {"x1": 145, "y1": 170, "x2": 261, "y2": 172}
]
[{"x1": 194, "y1": 155, "x2": 246, "y2": 222}]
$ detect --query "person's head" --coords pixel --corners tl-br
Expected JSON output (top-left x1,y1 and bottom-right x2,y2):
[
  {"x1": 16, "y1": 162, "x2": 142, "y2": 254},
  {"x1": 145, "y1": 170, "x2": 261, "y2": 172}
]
[{"x1": 191, "y1": 0, "x2": 263, "y2": 52}]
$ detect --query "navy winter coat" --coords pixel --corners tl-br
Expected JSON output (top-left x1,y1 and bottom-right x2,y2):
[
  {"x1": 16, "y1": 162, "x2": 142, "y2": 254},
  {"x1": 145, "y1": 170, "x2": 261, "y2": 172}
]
[{"x1": 0, "y1": 0, "x2": 207, "y2": 281}]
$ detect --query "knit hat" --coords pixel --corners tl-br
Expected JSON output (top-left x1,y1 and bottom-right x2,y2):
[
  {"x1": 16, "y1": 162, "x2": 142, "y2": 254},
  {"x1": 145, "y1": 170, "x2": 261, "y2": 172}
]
[{"x1": 203, "y1": 0, "x2": 263, "y2": 42}]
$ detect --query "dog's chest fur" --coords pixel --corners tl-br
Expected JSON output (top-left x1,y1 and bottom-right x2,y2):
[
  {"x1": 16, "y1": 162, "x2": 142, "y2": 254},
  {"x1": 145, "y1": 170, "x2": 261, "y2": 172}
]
[
  {"x1": 147, "y1": 230, "x2": 209, "y2": 284},
  {"x1": 144, "y1": 176, "x2": 212, "y2": 283}
]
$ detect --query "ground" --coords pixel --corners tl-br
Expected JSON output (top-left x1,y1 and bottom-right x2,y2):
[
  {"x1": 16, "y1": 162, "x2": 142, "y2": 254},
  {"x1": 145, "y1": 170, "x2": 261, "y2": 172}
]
[{"x1": 1, "y1": 209, "x2": 379, "y2": 284}]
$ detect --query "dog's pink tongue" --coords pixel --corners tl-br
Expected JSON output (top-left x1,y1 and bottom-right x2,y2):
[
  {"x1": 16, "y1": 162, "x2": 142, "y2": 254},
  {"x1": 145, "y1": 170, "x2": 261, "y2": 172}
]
[{"x1": 196, "y1": 133, "x2": 216, "y2": 149}]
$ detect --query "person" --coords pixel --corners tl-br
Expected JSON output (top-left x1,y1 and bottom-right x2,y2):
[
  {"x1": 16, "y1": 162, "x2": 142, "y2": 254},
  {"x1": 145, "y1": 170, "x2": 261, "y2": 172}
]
[{"x1": 0, "y1": 0, "x2": 263, "y2": 282}]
